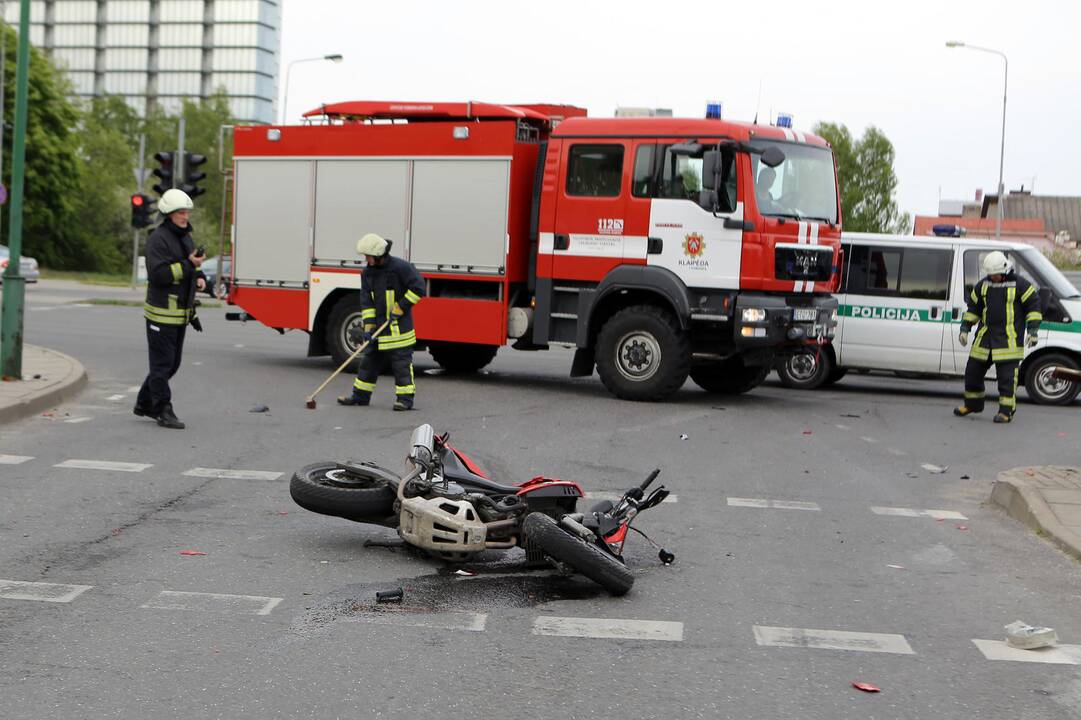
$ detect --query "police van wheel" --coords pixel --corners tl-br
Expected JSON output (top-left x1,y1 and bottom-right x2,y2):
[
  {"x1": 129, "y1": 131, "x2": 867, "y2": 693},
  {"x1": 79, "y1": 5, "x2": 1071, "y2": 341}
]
[
  {"x1": 326, "y1": 295, "x2": 365, "y2": 369},
  {"x1": 1024, "y1": 353, "x2": 1081, "y2": 406},
  {"x1": 776, "y1": 348, "x2": 832, "y2": 390},
  {"x1": 428, "y1": 342, "x2": 498, "y2": 373},
  {"x1": 596, "y1": 305, "x2": 691, "y2": 401}
]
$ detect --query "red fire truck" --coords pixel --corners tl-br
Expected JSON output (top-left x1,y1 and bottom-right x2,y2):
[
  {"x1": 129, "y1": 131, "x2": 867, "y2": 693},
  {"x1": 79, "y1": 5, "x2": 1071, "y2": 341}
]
[{"x1": 225, "y1": 101, "x2": 842, "y2": 401}]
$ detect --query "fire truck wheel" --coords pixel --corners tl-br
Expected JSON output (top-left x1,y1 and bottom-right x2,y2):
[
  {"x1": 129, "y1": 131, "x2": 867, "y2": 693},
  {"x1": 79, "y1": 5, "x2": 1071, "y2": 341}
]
[
  {"x1": 326, "y1": 295, "x2": 366, "y2": 369},
  {"x1": 596, "y1": 305, "x2": 691, "y2": 401},
  {"x1": 690, "y1": 356, "x2": 769, "y2": 394},
  {"x1": 522, "y1": 513, "x2": 634, "y2": 596},
  {"x1": 775, "y1": 347, "x2": 832, "y2": 390},
  {"x1": 290, "y1": 461, "x2": 398, "y2": 522},
  {"x1": 428, "y1": 342, "x2": 499, "y2": 373}
]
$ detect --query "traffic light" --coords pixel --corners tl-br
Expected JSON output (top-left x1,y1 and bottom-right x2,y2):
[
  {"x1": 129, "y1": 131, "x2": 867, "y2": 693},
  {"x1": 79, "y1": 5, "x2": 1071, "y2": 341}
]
[
  {"x1": 181, "y1": 152, "x2": 207, "y2": 199},
  {"x1": 130, "y1": 193, "x2": 156, "y2": 228},
  {"x1": 152, "y1": 151, "x2": 175, "y2": 196}
]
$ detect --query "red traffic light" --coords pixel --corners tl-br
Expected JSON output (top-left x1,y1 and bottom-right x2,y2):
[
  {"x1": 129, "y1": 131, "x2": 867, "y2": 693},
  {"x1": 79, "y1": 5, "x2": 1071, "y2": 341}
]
[{"x1": 131, "y1": 194, "x2": 145, "y2": 206}]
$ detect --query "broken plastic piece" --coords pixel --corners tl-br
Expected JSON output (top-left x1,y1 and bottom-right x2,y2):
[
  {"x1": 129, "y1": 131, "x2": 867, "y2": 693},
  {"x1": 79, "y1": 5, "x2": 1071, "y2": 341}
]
[
  {"x1": 956, "y1": 525, "x2": 968, "y2": 531},
  {"x1": 1005, "y1": 620, "x2": 1058, "y2": 649},
  {"x1": 376, "y1": 588, "x2": 404, "y2": 603},
  {"x1": 679, "y1": 433, "x2": 689, "y2": 440},
  {"x1": 802, "y1": 429, "x2": 813, "y2": 435},
  {"x1": 886, "y1": 564, "x2": 905, "y2": 570},
  {"x1": 179, "y1": 550, "x2": 207, "y2": 556},
  {"x1": 453, "y1": 569, "x2": 476, "y2": 576},
  {"x1": 851, "y1": 681, "x2": 881, "y2": 693},
  {"x1": 250, "y1": 404, "x2": 270, "y2": 413}
]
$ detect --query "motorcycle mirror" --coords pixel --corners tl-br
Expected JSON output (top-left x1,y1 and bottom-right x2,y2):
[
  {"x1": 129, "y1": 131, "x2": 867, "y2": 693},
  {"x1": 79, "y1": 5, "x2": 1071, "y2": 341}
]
[{"x1": 658, "y1": 549, "x2": 675, "y2": 565}]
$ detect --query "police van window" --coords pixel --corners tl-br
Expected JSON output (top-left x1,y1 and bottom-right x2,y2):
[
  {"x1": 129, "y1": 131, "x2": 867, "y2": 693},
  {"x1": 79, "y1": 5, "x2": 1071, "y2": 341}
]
[
  {"x1": 846, "y1": 246, "x2": 949, "y2": 299},
  {"x1": 566, "y1": 144, "x2": 624, "y2": 197},
  {"x1": 846, "y1": 245, "x2": 901, "y2": 295},
  {"x1": 632, "y1": 145, "x2": 656, "y2": 197},
  {"x1": 897, "y1": 248, "x2": 951, "y2": 300}
]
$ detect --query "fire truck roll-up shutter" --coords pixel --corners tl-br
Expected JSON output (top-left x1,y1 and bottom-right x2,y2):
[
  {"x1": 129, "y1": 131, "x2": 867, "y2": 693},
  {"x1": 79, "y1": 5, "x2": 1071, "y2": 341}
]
[
  {"x1": 314, "y1": 160, "x2": 410, "y2": 266},
  {"x1": 233, "y1": 159, "x2": 313, "y2": 287},
  {"x1": 410, "y1": 159, "x2": 510, "y2": 274}
]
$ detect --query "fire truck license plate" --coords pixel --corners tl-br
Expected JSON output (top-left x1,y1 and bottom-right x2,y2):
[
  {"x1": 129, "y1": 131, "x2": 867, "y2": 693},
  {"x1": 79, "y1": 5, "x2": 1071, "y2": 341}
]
[{"x1": 793, "y1": 308, "x2": 817, "y2": 322}]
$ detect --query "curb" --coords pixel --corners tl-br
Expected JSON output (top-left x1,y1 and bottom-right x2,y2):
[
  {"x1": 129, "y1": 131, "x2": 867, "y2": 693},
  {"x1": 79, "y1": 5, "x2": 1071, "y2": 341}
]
[
  {"x1": 991, "y1": 467, "x2": 1081, "y2": 563},
  {"x1": 0, "y1": 347, "x2": 88, "y2": 424}
]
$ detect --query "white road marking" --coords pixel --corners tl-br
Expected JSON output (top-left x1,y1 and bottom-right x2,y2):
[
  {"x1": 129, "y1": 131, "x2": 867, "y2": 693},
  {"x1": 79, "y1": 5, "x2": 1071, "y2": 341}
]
[
  {"x1": 0, "y1": 454, "x2": 33, "y2": 464},
  {"x1": 126, "y1": 386, "x2": 141, "y2": 393},
  {"x1": 71, "y1": 303, "x2": 93, "y2": 308},
  {"x1": 141, "y1": 590, "x2": 283, "y2": 616},
  {"x1": 972, "y1": 639, "x2": 1081, "y2": 665},
  {"x1": 55, "y1": 459, "x2": 152, "y2": 473},
  {"x1": 0, "y1": 579, "x2": 92, "y2": 603},
  {"x1": 871, "y1": 506, "x2": 967, "y2": 520},
  {"x1": 888, "y1": 448, "x2": 908, "y2": 456},
  {"x1": 28, "y1": 306, "x2": 57, "y2": 312},
  {"x1": 589, "y1": 491, "x2": 678, "y2": 504},
  {"x1": 860, "y1": 436, "x2": 877, "y2": 443},
  {"x1": 182, "y1": 468, "x2": 283, "y2": 481},
  {"x1": 728, "y1": 497, "x2": 821, "y2": 511},
  {"x1": 532, "y1": 616, "x2": 683, "y2": 642},
  {"x1": 753, "y1": 625, "x2": 914, "y2": 654},
  {"x1": 835, "y1": 424, "x2": 850, "y2": 430},
  {"x1": 347, "y1": 610, "x2": 488, "y2": 632},
  {"x1": 106, "y1": 394, "x2": 125, "y2": 401},
  {"x1": 64, "y1": 417, "x2": 93, "y2": 424}
]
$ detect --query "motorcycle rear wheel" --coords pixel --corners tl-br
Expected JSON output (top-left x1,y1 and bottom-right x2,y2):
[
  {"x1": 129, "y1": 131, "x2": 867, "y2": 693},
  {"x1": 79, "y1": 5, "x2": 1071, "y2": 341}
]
[
  {"x1": 290, "y1": 461, "x2": 397, "y2": 522},
  {"x1": 522, "y1": 512, "x2": 634, "y2": 596}
]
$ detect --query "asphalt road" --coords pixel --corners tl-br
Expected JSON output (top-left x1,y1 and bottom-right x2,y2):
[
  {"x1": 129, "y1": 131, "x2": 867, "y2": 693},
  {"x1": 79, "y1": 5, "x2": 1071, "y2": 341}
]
[{"x1": 2, "y1": 280, "x2": 1080, "y2": 720}]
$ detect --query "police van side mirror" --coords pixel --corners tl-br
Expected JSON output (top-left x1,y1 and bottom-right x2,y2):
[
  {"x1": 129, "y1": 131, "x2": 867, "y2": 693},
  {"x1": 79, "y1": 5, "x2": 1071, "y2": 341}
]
[{"x1": 702, "y1": 151, "x2": 722, "y2": 191}]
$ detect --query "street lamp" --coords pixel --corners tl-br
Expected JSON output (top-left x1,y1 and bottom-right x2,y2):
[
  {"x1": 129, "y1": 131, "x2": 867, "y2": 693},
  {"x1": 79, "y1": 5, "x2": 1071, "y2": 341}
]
[
  {"x1": 280, "y1": 53, "x2": 344, "y2": 125},
  {"x1": 946, "y1": 41, "x2": 1008, "y2": 241}
]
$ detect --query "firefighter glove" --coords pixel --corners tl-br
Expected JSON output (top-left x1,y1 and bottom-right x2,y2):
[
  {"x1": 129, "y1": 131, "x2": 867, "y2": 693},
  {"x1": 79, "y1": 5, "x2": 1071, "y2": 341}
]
[
  {"x1": 1026, "y1": 331, "x2": 1038, "y2": 348},
  {"x1": 958, "y1": 330, "x2": 968, "y2": 347},
  {"x1": 348, "y1": 326, "x2": 371, "y2": 345},
  {"x1": 392, "y1": 303, "x2": 404, "y2": 318}
]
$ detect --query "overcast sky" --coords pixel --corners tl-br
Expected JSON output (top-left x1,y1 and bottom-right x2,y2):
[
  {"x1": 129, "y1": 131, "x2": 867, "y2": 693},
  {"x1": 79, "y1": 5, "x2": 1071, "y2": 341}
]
[{"x1": 279, "y1": 0, "x2": 1081, "y2": 222}]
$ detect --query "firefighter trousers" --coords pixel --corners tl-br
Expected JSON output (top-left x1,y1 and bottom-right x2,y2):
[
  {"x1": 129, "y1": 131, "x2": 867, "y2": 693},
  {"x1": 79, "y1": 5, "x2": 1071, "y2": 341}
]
[
  {"x1": 962, "y1": 352, "x2": 1020, "y2": 415},
  {"x1": 136, "y1": 319, "x2": 187, "y2": 415},
  {"x1": 352, "y1": 346, "x2": 415, "y2": 400}
]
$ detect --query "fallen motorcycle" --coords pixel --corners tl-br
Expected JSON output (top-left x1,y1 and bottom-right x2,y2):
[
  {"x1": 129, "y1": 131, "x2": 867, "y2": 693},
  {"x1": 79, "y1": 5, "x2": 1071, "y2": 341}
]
[{"x1": 290, "y1": 424, "x2": 673, "y2": 595}]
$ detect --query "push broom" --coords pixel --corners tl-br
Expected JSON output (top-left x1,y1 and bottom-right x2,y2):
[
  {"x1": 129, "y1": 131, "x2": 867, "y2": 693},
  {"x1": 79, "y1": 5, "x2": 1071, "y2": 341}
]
[{"x1": 305, "y1": 319, "x2": 390, "y2": 409}]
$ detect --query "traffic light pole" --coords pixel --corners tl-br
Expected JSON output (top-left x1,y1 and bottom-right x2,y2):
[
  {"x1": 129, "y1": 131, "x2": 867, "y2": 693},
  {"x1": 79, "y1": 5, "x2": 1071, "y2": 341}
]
[
  {"x1": 132, "y1": 133, "x2": 146, "y2": 289},
  {"x1": 1, "y1": 0, "x2": 32, "y2": 379},
  {"x1": 176, "y1": 116, "x2": 185, "y2": 189}
]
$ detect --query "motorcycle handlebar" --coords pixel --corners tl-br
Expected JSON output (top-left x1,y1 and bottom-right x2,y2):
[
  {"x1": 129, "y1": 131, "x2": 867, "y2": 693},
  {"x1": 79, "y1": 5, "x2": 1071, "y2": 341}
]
[{"x1": 640, "y1": 469, "x2": 661, "y2": 492}]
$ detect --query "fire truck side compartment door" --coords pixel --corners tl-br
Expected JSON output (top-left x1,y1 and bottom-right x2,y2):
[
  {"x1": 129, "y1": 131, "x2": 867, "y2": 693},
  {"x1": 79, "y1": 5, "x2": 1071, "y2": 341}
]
[
  {"x1": 314, "y1": 160, "x2": 410, "y2": 264},
  {"x1": 410, "y1": 159, "x2": 511, "y2": 273},
  {"x1": 233, "y1": 159, "x2": 313, "y2": 285}
]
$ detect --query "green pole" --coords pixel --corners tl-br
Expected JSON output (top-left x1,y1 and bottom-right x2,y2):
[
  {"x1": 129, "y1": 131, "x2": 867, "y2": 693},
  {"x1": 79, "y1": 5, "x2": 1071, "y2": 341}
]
[{"x1": 0, "y1": 0, "x2": 30, "y2": 379}]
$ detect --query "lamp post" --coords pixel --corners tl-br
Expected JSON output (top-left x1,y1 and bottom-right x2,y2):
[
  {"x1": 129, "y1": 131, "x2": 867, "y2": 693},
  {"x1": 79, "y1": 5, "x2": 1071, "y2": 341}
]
[
  {"x1": 946, "y1": 41, "x2": 1008, "y2": 241},
  {"x1": 280, "y1": 53, "x2": 343, "y2": 125}
]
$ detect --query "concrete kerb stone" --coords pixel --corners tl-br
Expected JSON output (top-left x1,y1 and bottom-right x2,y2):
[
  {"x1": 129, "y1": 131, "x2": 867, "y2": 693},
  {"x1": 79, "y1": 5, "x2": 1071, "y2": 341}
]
[
  {"x1": 0, "y1": 345, "x2": 88, "y2": 424},
  {"x1": 992, "y1": 466, "x2": 1081, "y2": 563}
]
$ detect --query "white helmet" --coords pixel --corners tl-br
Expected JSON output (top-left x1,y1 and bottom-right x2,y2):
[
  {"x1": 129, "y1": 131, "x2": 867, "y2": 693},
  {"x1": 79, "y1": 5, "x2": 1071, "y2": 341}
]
[
  {"x1": 982, "y1": 250, "x2": 1012, "y2": 276},
  {"x1": 159, "y1": 188, "x2": 194, "y2": 215},
  {"x1": 356, "y1": 233, "x2": 389, "y2": 257}
]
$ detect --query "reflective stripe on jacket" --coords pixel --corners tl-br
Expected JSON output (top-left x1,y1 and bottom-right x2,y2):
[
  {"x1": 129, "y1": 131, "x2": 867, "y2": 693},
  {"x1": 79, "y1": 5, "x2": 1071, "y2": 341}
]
[
  {"x1": 359, "y1": 256, "x2": 425, "y2": 350},
  {"x1": 960, "y1": 274, "x2": 1042, "y2": 361}
]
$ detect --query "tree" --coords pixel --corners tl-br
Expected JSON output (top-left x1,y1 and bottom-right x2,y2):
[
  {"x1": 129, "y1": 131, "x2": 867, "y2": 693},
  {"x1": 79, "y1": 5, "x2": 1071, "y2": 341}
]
[{"x1": 814, "y1": 122, "x2": 911, "y2": 234}]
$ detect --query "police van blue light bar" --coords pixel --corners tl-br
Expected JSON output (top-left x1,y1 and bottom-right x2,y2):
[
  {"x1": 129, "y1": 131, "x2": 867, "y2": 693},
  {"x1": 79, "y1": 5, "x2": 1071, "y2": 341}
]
[
  {"x1": 706, "y1": 102, "x2": 722, "y2": 119},
  {"x1": 776, "y1": 113, "x2": 793, "y2": 128},
  {"x1": 932, "y1": 224, "x2": 967, "y2": 237}
]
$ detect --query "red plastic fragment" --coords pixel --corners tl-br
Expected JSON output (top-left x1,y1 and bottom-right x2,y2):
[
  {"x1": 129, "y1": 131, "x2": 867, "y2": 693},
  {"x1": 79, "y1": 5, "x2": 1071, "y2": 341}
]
[
  {"x1": 179, "y1": 550, "x2": 207, "y2": 556},
  {"x1": 111, "y1": 528, "x2": 123, "y2": 536},
  {"x1": 852, "y1": 681, "x2": 881, "y2": 693},
  {"x1": 956, "y1": 525, "x2": 968, "y2": 531},
  {"x1": 276, "y1": 511, "x2": 289, "y2": 516},
  {"x1": 802, "y1": 429, "x2": 813, "y2": 435}
]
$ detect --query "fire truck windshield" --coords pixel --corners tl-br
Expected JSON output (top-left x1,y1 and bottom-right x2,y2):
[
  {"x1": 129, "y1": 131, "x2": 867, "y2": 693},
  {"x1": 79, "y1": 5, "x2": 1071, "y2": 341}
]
[{"x1": 749, "y1": 140, "x2": 838, "y2": 225}]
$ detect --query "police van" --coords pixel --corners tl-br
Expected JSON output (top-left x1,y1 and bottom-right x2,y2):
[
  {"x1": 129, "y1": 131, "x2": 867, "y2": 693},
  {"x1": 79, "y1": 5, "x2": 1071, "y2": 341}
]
[{"x1": 775, "y1": 232, "x2": 1081, "y2": 405}]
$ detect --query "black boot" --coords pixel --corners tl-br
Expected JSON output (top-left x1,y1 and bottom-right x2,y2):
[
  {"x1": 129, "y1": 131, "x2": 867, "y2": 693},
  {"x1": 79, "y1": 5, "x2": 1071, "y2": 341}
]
[
  {"x1": 393, "y1": 396, "x2": 414, "y2": 412},
  {"x1": 133, "y1": 404, "x2": 154, "y2": 418},
  {"x1": 337, "y1": 393, "x2": 371, "y2": 406},
  {"x1": 156, "y1": 404, "x2": 185, "y2": 429}
]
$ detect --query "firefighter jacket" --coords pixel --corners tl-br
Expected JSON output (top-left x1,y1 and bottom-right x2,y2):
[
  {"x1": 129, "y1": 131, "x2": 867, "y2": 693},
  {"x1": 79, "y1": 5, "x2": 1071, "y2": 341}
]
[
  {"x1": 960, "y1": 272, "x2": 1042, "y2": 362},
  {"x1": 143, "y1": 219, "x2": 204, "y2": 326},
  {"x1": 360, "y1": 256, "x2": 425, "y2": 350}
]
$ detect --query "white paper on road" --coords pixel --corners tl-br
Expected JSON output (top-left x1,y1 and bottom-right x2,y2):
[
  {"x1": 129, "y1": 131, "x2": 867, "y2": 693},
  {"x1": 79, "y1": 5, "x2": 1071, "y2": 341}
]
[
  {"x1": 182, "y1": 468, "x2": 284, "y2": 481},
  {"x1": 55, "y1": 459, "x2": 152, "y2": 472},
  {"x1": 972, "y1": 639, "x2": 1081, "y2": 665},
  {"x1": 871, "y1": 506, "x2": 967, "y2": 520},
  {"x1": 753, "y1": 625, "x2": 915, "y2": 654},
  {"x1": 533, "y1": 616, "x2": 684, "y2": 642},
  {"x1": 0, "y1": 579, "x2": 92, "y2": 603},
  {"x1": 142, "y1": 590, "x2": 283, "y2": 616}
]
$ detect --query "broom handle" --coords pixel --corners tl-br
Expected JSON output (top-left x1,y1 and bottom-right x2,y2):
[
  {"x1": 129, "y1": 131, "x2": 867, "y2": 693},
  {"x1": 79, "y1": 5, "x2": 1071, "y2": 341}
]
[{"x1": 307, "y1": 319, "x2": 391, "y2": 401}]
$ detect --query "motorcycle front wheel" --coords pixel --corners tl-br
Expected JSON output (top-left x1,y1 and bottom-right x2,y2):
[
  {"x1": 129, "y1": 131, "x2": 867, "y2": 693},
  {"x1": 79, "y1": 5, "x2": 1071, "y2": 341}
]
[
  {"x1": 522, "y1": 512, "x2": 634, "y2": 596},
  {"x1": 290, "y1": 461, "x2": 397, "y2": 522}
]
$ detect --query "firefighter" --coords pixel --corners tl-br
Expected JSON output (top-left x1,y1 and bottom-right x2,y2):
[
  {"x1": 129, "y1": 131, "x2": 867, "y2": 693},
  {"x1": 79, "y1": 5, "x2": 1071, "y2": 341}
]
[
  {"x1": 954, "y1": 251, "x2": 1042, "y2": 423},
  {"x1": 338, "y1": 233, "x2": 425, "y2": 411},
  {"x1": 134, "y1": 188, "x2": 206, "y2": 429}
]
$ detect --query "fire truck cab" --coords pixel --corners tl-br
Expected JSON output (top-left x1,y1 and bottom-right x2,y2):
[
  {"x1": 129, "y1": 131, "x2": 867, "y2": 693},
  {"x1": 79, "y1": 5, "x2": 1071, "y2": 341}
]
[{"x1": 227, "y1": 101, "x2": 842, "y2": 401}]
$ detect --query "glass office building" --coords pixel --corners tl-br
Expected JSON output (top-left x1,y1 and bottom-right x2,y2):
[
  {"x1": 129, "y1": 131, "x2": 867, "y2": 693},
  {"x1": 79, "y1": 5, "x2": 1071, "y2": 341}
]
[{"x1": 3, "y1": 0, "x2": 280, "y2": 123}]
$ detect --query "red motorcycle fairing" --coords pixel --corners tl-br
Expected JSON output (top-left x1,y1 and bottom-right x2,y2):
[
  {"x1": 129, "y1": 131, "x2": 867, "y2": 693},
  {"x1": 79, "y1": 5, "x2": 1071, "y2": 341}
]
[
  {"x1": 604, "y1": 525, "x2": 629, "y2": 544},
  {"x1": 516, "y1": 476, "x2": 585, "y2": 498},
  {"x1": 443, "y1": 441, "x2": 490, "y2": 479}
]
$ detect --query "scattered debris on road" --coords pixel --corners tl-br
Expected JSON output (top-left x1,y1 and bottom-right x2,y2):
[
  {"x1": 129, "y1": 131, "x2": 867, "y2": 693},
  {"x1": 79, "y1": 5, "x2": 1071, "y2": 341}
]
[
  {"x1": 922, "y1": 464, "x2": 948, "y2": 474},
  {"x1": 887, "y1": 564, "x2": 906, "y2": 570},
  {"x1": 802, "y1": 429, "x2": 813, "y2": 435},
  {"x1": 249, "y1": 404, "x2": 270, "y2": 413},
  {"x1": 376, "y1": 587, "x2": 404, "y2": 603},
  {"x1": 851, "y1": 681, "x2": 881, "y2": 693},
  {"x1": 1005, "y1": 620, "x2": 1058, "y2": 649},
  {"x1": 679, "y1": 433, "x2": 689, "y2": 440},
  {"x1": 179, "y1": 550, "x2": 207, "y2": 556}
]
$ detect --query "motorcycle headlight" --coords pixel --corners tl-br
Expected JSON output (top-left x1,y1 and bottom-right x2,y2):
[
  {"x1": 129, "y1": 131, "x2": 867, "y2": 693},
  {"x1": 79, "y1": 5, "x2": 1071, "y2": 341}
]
[{"x1": 742, "y1": 308, "x2": 767, "y2": 323}]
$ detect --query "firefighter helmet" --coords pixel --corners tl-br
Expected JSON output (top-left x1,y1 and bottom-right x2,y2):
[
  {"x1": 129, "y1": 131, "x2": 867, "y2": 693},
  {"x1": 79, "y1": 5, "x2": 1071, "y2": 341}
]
[
  {"x1": 159, "y1": 188, "x2": 194, "y2": 215},
  {"x1": 356, "y1": 233, "x2": 390, "y2": 257},
  {"x1": 982, "y1": 250, "x2": 1012, "y2": 276}
]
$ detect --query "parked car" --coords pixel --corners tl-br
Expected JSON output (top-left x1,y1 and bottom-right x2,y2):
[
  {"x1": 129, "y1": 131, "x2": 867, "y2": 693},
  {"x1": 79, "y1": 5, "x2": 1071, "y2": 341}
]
[
  {"x1": 0, "y1": 245, "x2": 40, "y2": 282},
  {"x1": 199, "y1": 256, "x2": 231, "y2": 298},
  {"x1": 775, "y1": 233, "x2": 1081, "y2": 405}
]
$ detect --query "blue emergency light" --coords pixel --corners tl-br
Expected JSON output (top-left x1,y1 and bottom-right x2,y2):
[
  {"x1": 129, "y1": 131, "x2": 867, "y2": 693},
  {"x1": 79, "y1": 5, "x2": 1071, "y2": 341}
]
[
  {"x1": 932, "y1": 224, "x2": 967, "y2": 237},
  {"x1": 706, "y1": 102, "x2": 722, "y2": 119},
  {"x1": 776, "y1": 113, "x2": 793, "y2": 128}
]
